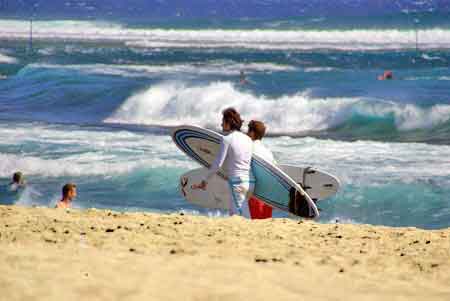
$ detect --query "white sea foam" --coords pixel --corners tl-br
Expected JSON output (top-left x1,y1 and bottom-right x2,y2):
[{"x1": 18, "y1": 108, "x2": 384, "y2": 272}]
[
  {"x1": 405, "y1": 75, "x2": 450, "y2": 81},
  {"x1": 1, "y1": 123, "x2": 449, "y2": 191},
  {"x1": 27, "y1": 61, "x2": 296, "y2": 78},
  {"x1": 303, "y1": 67, "x2": 336, "y2": 72},
  {"x1": 0, "y1": 125, "x2": 196, "y2": 178},
  {"x1": 105, "y1": 81, "x2": 358, "y2": 131},
  {"x1": 1, "y1": 19, "x2": 450, "y2": 50},
  {"x1": 105, "y1": 81, "x2": 450, "y2": 133},
  {"x1": 0, "y1": 52, "x2": 18, "y2": 64},
  {"x1": 421, "y1": 53, "x2": 445, "y2": 61},
  {"x1": 37, "y1": 47, "x2": 57, "y2": 56},
  {"x1": 264, "y1": 136, "x2": 450, "y2": 186},
  {"x1": 0, "y1": 152, "x2": 180, "y2": 177},
  {"x1": 351, "y1": 101, "x2": 450, "y2": 130},
  {"x1": 14, "y1": 186, "x2": 43, "y2": 206}
]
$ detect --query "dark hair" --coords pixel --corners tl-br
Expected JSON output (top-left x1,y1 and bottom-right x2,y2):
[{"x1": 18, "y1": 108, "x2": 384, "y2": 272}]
[
  {"x1": 248, "y1": 120, "x2": 266, "y2": 140},
  {"x1": 12, "y1": 172, "x2": 23, "y2": 184},
  {"x1": 222, "y1": 107, "x2": 243, "y2": 131},
  {"x1": 62, "y1": 183, "x2": 77, "y2": 197}
]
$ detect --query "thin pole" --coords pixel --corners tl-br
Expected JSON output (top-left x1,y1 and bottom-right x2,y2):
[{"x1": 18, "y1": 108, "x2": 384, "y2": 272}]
[{"x1": 29, "y1": 18, "x2": 33, "y2": 53}]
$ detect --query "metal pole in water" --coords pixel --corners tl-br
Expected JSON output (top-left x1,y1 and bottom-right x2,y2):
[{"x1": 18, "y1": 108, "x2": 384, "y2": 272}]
[
  {"x1": 28, "y1": 1, "x2": 39, "y2": 55},
  {"x1": 29, "y1": 18, "x2": 33, "y2": 53}
]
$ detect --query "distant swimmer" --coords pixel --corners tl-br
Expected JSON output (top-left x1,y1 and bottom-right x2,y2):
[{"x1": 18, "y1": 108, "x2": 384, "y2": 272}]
[
  {"x1": 378, "y1": 70, "x2": 393, "y2": 80},
  {"x1": 247, "y1": 120, "x2": 275, "y2": 219},
  {"x1": 55, "y1": 183, "x2": 77, "y2": 209},
  {"x1": 9, "y1": 171, "x2": 26, "y2": 191},
  {"x1": 239, "y1": 70, "x2": 249, "y2": 85}
]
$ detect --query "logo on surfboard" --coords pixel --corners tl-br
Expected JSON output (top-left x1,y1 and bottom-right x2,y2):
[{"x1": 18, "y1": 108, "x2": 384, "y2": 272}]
[{"x1": 199, "y1": 147, "x2": 212, "y2": 154}]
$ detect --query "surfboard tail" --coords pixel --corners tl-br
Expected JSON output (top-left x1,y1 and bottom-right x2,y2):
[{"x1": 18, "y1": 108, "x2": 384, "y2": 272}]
[{"x1": 289, "y1": 187, "x2": 318, "y2": 218}]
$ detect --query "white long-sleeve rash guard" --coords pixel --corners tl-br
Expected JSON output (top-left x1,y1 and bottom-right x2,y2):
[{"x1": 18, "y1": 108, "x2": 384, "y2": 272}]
[
  {"x1": 252, "y1": 140, "x2": 276, "y2": 164},
  {"x1": 205, "y1": 130, "x2": 253, "y2": 181}
]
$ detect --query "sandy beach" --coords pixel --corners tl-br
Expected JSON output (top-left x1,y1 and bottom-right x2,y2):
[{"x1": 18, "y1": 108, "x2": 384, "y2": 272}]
[{"x1": 0, "y1": 205, "x2": 449, "y2": 301}]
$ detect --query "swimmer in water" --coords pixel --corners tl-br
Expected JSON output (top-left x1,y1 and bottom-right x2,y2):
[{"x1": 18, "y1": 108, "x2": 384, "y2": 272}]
[
  {"x1": 378, "y1": 70, "x2": 393, "y2": 80},
  {"x1": 9, "y1": 171, "x2": 26, "y2": 191},
  {"x1": 239, "y1": 70, "x2": 249, "y2": 85},
  {"x1": 55, "y1": 183, "x2": 77, "y2": 209}
]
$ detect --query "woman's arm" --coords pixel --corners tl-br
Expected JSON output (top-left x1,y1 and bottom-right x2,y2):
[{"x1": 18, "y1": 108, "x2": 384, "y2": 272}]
[
  {"x1": 192, "y1": 136, "x2": 230, "y2": 191},
  {"x1": 204, "y1": 136, "x2": 229, "y2": 181}
]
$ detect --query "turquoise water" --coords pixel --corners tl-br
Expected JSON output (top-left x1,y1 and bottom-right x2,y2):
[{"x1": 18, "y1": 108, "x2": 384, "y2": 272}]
[{"x1": 0, "y1": 12, "x2": 450, "y2": 229}]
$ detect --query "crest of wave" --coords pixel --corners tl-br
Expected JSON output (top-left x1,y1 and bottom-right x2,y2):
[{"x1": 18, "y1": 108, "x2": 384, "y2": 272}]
[
  {"x1": 0, "y1": 52, "x2": 18, "y2": 64},
  {"x1": 352, "y1": 101, "x2": 450, "y2": 130},
  {"x1": 105, "y1": 81, "x2": 450, "y2": 133},
  {"x1": 1, "y1": 20, "x2": 450, "y2": 50},
  {"x1": 105, "y1": 81, "x2": 359, "y2": 132},
  {"x1": 0, "y1": 153, "x2": 194, "y2": 178}
]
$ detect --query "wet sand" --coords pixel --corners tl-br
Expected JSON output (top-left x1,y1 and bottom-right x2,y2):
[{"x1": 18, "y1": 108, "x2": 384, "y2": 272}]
[{"x1": 0, "y1": 205, "x2": 449, "y2": 300}]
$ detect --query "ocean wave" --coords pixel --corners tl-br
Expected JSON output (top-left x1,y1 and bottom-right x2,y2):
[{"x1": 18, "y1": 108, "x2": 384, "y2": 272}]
[
  {"x1": 421, "y1": 53, "x2": 445, "y2": 61},
  {"x1": 1, "y1": 19, "x2": 450, "y2": 50},
  {"x1": 303, "y1": 67, "x2": 336, "y2": 72},
  {"x1": 36, "y1": 47, "x2": 57, "y2": 56},
  {"x1": 0, "y1": 152, "x2": 189, "y2": 177},
  {"x1": 24, "y1": 62, "x2": 296, "y2": 78},
  {"x1": 0, "y1": 52, "x2": 18, "y2": 64},
  {"x1": 404, "y1": 76, "x2": 450, "y2": 80},
  {"x1": 104, "y1": 81, "x2": 450, "y2": 133},
  {"x1": 0, "y1": 123, "x2": 196, "y2": 178}
]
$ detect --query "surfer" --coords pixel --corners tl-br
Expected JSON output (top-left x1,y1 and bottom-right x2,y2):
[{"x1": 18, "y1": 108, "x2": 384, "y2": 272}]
[
  {"x1": 192, "y1": 108, "x2": 255, "y2": 218},
  {"x1": 247, "y1": 120, "x2": 274, "y2": 219},
  {"x1": 55, "y1": 183, "x2": 77, "y2": 209}
]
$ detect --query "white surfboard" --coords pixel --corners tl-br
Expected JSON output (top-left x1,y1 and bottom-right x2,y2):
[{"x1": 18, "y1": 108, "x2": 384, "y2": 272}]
[
  {"x1": 180, "y1": 166, "x2": 340, "y2": 210},
  {"x1": 172, "y1": 125, "x2": 320, "y2": 218},
  {"x1": 180, "y1": 169, "x2": 231, "y2": 210},
  {"x1": 280, "y1": 165, "x2": 340, "y2": 202}
]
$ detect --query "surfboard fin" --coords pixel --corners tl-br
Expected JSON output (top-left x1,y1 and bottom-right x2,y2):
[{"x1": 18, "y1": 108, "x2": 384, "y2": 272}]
[{"x1": 289, "y1": 188, "x2": 315, "y2": 218}]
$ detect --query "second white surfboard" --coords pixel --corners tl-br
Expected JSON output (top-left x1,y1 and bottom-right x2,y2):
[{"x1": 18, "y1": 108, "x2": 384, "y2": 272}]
[{"x1": 180, "y1": 165, "x2": 340, "y2": 210}]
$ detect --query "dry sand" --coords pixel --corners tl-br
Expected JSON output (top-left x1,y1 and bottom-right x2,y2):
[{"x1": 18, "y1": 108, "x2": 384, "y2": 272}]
[{"x1": 0, "y1": 205, "x2": 449, "y2": 301}]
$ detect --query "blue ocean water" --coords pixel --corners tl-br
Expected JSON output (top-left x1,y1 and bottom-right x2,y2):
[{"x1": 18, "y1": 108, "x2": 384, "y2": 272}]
[{"x1": 0, "y1": 1, "x2": 450, "y2": 229}]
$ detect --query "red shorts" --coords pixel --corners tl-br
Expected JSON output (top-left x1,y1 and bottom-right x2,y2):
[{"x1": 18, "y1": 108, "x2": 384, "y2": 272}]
[{"x1": 248, "y1": 196, "x2": 273, "y2": 219}]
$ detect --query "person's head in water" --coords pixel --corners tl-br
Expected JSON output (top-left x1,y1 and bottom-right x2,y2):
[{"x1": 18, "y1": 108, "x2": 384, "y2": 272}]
[
  {"x1": 12, "y1": 171, "x2": 23, "y2": 184},
  {"x1": 222, "y1": 107, "x2": 243, "y2": 132},
  {"x1": 378, "y1": 70, "x2": 393, "y2": 80},
  {"x1": 9, "y1": 171, "x2": 26, "y2": 191},
  {"x1": 62, "y1": 183, "x2": 77, "y2": 201},
  {"x1": 12, "y1": 172, "x2": 24, "y2": 185},
  {"x1": 56, "y1": 183, "x2": 77, "y2": 209},
  {"x1": 247, "y1": 120, "x2": 266, "y2": 141}
]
